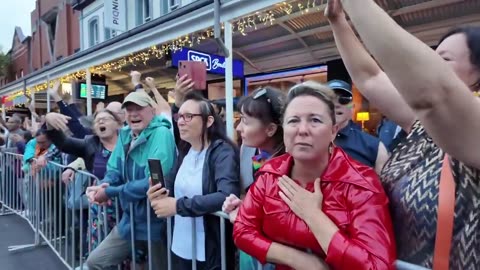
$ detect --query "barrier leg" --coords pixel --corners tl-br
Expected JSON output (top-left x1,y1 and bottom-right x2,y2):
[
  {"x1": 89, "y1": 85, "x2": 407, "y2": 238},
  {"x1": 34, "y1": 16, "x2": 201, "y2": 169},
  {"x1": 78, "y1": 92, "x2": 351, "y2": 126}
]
[
  {"x1": 167, "y1": 217, "x2": 172, "y2": 270},
  {"x1": 130, "y1": 203, "x2": 137, "y2": 270},
  {"x1": 220, "y1": 217, "x2": 226, "y2": 270},
  {"x1": 8, "y1": 173, "x2": 46, "y2": 253},
  {"x1": 147, "y1": 200, "x2": 152, "y2": 270},
  {"x1": 191, "y1": 218, "x2": 197, "y2": 270}
]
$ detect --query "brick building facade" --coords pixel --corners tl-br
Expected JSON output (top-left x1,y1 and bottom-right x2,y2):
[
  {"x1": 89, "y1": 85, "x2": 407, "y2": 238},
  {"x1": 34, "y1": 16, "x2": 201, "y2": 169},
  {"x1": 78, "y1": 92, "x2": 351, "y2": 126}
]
[
  {"x1": 0, "y1": 27, "x2": 31, "y2": 87},
  {"x1": 0, "y1": 0, "x2": 80, "y2": 86}
]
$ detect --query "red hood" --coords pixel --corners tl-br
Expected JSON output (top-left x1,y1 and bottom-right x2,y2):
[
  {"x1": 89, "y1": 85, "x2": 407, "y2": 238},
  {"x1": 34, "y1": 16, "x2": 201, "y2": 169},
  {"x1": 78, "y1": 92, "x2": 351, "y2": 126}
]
[{"x1": 257, "y1": 147, "x2": 383, "y2": 194}]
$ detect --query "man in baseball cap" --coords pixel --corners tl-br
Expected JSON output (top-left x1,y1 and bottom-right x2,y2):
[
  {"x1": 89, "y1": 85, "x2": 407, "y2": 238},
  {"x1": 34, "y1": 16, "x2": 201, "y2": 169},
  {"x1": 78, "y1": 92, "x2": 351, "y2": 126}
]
[
  {"x1": 122, "y1": 91, "x2": 157, "y2": 109},
  {"x1": 327, "y1": 79, "x2": 389, "y2": 174},
  {"x1": 120, "y1": 91, "x2": 158, "y2": 136},
  {"x1": 85, "y1": 89, "x2": 175, "y2": 270},
  {"x1": 327, "y1": 79, "x2": 353, "y2": 97}
]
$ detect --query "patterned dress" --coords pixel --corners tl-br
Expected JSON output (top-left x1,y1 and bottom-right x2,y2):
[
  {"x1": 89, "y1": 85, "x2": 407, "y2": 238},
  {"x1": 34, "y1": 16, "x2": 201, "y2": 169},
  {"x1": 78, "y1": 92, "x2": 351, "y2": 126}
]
[{"x1": 381, "y1": 121, "x2": 480, "y2": 269}]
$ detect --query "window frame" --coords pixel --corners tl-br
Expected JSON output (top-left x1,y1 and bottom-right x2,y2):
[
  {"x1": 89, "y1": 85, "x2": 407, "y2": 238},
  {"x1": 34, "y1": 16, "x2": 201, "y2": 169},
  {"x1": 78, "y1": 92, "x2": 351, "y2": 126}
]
[
  {"x1": 88, "y1": 16, "x2": 100, "y2": 47},
  {"x1": 136, "y1": 0, "x2": 153, "y2": 25}
]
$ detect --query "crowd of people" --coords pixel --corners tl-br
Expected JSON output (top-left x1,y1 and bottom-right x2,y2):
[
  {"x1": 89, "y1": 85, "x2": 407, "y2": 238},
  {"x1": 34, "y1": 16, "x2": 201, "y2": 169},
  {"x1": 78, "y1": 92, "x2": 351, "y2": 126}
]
[{"x1": 0, "y1": 1, "x2": 479, "y2": 269}]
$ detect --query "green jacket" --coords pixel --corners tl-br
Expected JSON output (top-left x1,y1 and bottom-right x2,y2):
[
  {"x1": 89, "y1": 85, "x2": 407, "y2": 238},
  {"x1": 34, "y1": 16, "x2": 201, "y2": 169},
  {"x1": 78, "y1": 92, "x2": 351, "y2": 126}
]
[{"x1": 101, "y1": 115, "x2": 176, "y2": 240}]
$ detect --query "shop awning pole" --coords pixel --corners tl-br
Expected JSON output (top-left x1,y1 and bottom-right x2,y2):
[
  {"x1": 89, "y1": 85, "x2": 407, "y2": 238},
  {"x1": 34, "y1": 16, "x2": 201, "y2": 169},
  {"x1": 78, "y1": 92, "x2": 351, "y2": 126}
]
[
  {"x1": 46, "y1": 75, "x2": 51, "y2": 113},
  {"x1": 31, "y1": 76, "x2": 37, "y2": 120},
  {"x1": 86, "y1": 69, "x2": 93, "y2": 116},
  {"x1": 224, "y1": 21, "x2": 234, "y2": 139},
  {"x1": 214, "y1": 0, "x2": 229, "y2": 57}
]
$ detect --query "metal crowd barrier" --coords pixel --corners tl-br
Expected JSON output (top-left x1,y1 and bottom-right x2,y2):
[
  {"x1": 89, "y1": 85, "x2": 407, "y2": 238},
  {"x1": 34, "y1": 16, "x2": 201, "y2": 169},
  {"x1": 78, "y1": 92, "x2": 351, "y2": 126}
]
[
  {"x1": 0, "y1": 152, "x2": 234, "y2": 270},
  {"x1": 0, "y1": 151, "x2": 431, "y2": 270}
]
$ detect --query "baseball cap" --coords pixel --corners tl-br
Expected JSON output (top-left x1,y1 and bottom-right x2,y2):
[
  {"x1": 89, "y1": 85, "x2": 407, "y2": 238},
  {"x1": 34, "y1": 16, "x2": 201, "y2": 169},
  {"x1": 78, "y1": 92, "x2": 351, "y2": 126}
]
[
  {"x1": 327, "y1": 80, "x2": 352, "y2": 96},
  {"x1": 122, "y1": 91, "x2": 156, "y2": 108}
]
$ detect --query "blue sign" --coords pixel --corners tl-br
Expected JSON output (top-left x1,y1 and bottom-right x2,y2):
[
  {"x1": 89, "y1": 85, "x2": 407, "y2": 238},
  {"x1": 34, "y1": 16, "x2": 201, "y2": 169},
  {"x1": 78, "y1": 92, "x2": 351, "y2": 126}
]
[{"x1": 172, "y1": 48, "x2": 244, "y2": 78}]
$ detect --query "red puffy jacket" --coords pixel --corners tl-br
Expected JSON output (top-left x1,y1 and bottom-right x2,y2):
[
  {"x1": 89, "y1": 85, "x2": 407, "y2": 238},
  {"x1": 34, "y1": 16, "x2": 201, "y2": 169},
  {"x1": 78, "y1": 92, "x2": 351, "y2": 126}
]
[{"x1": 233, "y1": 148, "x2": 396, "y2": 270}]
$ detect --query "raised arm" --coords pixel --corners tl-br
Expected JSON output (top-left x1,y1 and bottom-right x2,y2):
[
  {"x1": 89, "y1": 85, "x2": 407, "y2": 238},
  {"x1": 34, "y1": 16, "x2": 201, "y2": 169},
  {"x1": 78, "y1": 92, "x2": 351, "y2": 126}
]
[
  {"x1": 341, "y1": 0, "x2": 480, "y2": 168},
  {"x1": 45, "y1": 127, "x2": 89, "y2": 159},
  {"x1": 326, "y1": 1, "x2": 415, "y2": 131},
  {"x1": 145, "y1": 77, "x2": 172, "y2": 116}
]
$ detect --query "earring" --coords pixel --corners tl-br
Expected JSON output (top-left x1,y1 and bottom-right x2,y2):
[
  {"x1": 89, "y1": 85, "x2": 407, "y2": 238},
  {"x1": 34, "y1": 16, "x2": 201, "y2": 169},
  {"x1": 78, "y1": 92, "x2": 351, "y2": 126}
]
[{"x1": 328, "y1": 142, "x2": 334, "y2": 155}]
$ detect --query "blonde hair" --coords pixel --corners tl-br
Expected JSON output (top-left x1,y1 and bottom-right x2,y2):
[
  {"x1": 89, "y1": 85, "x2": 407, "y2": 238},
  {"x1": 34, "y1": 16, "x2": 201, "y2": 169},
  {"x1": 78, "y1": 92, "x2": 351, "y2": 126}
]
[{"x1": 286, "y1": 81, "x2": 336, "y2": 124}]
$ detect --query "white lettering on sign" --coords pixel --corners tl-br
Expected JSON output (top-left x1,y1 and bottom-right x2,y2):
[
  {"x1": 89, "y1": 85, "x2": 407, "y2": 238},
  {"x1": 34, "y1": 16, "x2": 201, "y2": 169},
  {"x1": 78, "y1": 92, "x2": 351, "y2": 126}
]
[
  {"x1": 211, "y1": 58, "x2": 226, "y2": 70},
  {"x1": 188, "y1": 51, "x2": 212, "y2": 70}
]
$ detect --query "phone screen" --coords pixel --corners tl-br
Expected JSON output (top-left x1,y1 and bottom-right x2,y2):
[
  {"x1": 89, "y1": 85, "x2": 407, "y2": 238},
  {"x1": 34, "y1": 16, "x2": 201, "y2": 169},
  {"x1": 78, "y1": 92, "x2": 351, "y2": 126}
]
[{"x1": 148, "y1": 159, "x2": 165, "y2": 187}]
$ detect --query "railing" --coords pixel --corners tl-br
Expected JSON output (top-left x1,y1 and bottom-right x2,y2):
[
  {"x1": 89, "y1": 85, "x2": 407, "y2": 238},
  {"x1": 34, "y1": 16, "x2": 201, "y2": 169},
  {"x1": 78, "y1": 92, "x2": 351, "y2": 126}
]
[{"x1": 0, "y1": 151, "x2": 431, "y2": 270}]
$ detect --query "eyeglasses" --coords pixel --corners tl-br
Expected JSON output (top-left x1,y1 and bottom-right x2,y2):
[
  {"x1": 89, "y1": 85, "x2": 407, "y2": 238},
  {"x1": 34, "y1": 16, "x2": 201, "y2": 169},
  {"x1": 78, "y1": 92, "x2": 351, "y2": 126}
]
[
  {"x1": 337, "y1": 95, "x2": 353, "y2": 105},
  {"x1": 94, "y1": 117, "x2": 115, "y2": 124},
  {"x1": 173, "y1": 113, "x2": 202, "y2": 123}
]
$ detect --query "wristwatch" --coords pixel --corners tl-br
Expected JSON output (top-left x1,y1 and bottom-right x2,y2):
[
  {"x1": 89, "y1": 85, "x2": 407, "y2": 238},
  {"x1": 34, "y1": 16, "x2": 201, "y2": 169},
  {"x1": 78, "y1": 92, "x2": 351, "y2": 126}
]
[{"x1": 134, "y1": 83, "x2": 143, "y2": 91}]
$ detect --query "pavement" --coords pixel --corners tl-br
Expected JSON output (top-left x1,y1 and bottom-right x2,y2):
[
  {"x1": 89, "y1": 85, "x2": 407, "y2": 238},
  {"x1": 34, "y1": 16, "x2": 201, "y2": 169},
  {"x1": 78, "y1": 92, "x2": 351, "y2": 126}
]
[{"x1": 0, "y1": 213, "x2": 67, "y2": 270}]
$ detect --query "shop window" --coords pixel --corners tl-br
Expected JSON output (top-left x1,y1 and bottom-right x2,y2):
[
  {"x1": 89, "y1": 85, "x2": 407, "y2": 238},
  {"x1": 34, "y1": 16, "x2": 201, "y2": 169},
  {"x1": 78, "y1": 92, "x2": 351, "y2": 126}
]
[
  {"x1": 105, "y1": 28, "x2": 117, "y2": 40},
  {"x1": 32, "y1": 19, "x2": 38, "y2": 34},
  {"x1": 136, "y1": 0, "x2": 152, "y2": 26},
  {"x1": 169, "y1": 0, "x2": 180, "y2": 11},
  {"x1": 88, "y1": 17, "x2": 100, "y2": 47},
  {"x1": 42, "y1": 10, "x2": 59, "y2": 56}
]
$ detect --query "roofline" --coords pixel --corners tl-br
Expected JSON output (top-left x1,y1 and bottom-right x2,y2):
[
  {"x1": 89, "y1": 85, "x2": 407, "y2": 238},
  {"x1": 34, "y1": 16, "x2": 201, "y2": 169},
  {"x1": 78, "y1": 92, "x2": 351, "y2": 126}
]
[
  {"x1": 0, "y1": 0, "x2": 214, "y2": 92},
  {"x1": 0, "y1": 0, "x2": 284, "y2": 95}
]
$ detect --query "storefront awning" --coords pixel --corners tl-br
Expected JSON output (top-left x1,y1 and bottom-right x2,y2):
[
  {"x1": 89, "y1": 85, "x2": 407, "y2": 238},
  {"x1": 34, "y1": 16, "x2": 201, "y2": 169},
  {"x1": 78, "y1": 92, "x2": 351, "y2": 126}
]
[{"x1": 189, "y1": 0, "x2": 480, "y2": 75}]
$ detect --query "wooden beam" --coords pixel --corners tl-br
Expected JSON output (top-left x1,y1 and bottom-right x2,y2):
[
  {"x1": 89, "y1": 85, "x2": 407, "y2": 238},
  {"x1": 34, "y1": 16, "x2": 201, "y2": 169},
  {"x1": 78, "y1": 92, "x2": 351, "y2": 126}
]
[
  {"x1": 237, "y1": 0, "x2": 469, "y2": 53},
  {"x1": 389, "y1": 0, "x2": 465, "y2": 17}
]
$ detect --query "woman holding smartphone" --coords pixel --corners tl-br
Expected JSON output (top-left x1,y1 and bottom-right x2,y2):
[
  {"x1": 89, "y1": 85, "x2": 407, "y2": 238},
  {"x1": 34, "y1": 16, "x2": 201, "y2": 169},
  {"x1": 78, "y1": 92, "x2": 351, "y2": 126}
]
[{"x1": 147, "y1": 91, "x2": 240, "y2": 270}]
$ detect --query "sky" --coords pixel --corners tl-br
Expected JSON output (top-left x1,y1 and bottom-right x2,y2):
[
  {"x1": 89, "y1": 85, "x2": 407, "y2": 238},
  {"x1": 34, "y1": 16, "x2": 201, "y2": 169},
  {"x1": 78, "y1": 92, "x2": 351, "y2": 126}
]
[{"x1": 0, "y1": 0, "x2": 36, "y2": 53}]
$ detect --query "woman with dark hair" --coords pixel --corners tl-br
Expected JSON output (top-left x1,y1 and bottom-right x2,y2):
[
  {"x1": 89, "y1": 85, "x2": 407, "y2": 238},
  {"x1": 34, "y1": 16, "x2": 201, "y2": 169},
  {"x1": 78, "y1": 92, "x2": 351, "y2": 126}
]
[
  {"x1": 327, "y1": 0, "x2": 480, "y2": 268},
  {"x1": 147, "y1": 91, "x2": 240, "y2": 270},
  {"x1": 233, "y1": 82, "x2": 396, "y2": 270},
  {"x1": 223, "y1": 87, "x2": 285, "y2": 270}
]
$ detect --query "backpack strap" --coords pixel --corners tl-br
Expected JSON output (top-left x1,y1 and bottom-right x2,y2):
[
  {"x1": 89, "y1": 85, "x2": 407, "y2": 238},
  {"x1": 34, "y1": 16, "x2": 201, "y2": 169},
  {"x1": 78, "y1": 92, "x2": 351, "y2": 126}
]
[{"x1": 433, "y1": 155, "x2": 456, "y2": 270}]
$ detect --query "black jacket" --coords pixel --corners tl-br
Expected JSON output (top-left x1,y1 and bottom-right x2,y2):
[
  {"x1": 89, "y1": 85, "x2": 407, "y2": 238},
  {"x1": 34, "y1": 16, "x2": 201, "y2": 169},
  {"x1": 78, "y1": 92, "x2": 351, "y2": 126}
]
[{"x1": 166, "y1": 139, "x2": 240, "y2": 269}]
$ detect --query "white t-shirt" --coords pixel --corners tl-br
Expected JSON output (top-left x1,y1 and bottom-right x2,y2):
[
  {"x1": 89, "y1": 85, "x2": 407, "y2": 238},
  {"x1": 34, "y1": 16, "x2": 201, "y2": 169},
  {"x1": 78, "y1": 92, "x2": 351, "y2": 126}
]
[{"x1": 171, "y1": 148, "x2": 207, "y2": 261}]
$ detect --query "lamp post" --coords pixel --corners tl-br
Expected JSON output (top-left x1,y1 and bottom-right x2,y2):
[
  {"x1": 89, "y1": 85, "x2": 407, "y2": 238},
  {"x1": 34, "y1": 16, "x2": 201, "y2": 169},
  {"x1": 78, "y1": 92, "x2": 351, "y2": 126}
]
[{"x1": 356, "y1": 111, "x2": 370, "y2": 131}]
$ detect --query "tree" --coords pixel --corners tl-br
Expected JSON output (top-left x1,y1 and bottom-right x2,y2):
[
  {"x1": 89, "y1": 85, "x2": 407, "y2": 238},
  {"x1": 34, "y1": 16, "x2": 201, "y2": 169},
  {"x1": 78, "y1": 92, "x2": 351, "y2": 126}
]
[{"x1": 0, "y1": 48, "x2": 10, "y2": 77}]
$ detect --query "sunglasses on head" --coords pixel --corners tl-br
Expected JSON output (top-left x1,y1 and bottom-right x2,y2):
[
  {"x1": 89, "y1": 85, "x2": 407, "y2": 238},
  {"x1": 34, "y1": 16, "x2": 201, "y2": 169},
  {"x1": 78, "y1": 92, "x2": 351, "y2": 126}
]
[{"x1": 253, "y1": 88, "x2": 271, "y2": 103}]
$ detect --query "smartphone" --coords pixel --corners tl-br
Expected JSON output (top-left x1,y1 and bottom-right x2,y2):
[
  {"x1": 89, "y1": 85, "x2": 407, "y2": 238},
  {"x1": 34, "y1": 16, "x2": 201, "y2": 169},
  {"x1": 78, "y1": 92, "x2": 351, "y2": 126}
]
[
  {"x1": 178, "y1": 60, "x2": 207, "y2": 90},
  {"x1": 148, "y1": 159, "x2": 165, "y2": 187}
]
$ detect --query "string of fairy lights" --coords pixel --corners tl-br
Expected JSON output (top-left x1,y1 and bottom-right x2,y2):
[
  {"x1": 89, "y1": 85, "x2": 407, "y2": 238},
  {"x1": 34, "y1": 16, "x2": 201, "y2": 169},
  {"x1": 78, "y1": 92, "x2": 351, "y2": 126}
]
[{"x1": 3, "y1": 0, "x2": 324, "y2": 110}]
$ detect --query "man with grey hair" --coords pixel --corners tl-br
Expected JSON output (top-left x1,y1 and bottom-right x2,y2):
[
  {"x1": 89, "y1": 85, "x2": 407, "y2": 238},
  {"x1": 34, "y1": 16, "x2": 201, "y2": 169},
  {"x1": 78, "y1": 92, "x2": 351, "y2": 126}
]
[{"x1": 4, "y1": 115, "x2": 24, "y2": 150}]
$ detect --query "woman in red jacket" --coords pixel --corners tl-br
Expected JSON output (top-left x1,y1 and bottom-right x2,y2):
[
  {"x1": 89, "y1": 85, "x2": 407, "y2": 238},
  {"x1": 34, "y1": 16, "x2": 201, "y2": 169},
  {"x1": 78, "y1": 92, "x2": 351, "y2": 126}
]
[{"x1": 233, "y1": 81, "x2": 396, "y2": 270}]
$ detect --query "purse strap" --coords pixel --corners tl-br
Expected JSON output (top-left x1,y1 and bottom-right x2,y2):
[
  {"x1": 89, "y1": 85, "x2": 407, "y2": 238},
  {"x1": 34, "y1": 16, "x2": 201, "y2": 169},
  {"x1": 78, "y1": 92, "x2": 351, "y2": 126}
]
[{"x1": 433, "y1": 155, "x2": 456, "y2": 270}]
